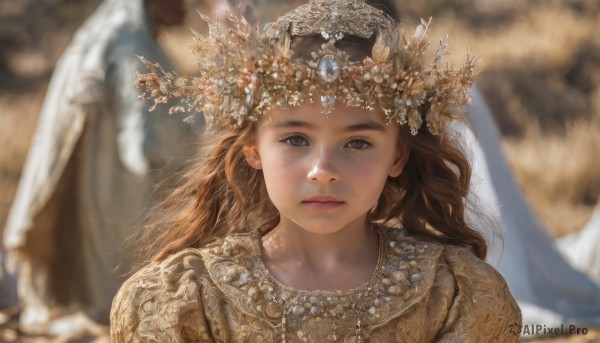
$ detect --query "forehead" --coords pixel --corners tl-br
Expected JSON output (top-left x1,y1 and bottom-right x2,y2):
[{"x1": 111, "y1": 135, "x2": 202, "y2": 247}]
[{"x1": 259, "y1": 101, "x2": 392, "y2": 131}]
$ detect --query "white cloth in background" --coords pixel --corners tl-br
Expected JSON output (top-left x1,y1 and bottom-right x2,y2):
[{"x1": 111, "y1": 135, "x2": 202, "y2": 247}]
[
  {"x1": 3, "y1": 0, "x2": 191, "y2": 335},
  {"x1": 558, "y1": 204, "x2": 600, "y2": 286},
  {"x1": 464, "y1": 87, "x2": 600, "y2": 327},
  {"x1": 0, "y1": 245, "x2": 18, "y2": 309}
]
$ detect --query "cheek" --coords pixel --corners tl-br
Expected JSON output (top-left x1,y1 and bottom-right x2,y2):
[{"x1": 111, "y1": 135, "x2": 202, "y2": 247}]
[
  {"x1": 346, "y1": 149, "x2": 396, "y2": 194},
  {"x1": 257, "y1": 146, "x2": 302, "y2": 191},
  {"x1": 350, "y1": 160, "x2": 390, "y2": 194},
  {"x1": 348, "y1": 147, "x2": 395, "y2": 175}
]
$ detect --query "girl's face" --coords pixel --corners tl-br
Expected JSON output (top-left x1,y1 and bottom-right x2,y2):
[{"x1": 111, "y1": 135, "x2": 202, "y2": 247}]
[{"x1": 243, "y1": 101, "x2": 407, "y2": 234}]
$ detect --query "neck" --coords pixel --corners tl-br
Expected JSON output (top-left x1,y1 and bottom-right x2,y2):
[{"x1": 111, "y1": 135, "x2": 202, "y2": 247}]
[{"x1": 260, "y1": 217, "x2": 380, "y2": 290}]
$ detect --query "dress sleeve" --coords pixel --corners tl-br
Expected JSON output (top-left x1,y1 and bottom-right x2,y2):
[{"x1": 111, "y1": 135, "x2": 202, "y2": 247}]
[
  {"x1": 110, "y1": 254, "x2": 215, "y2": 342},
  {"x1": 435, "y1": 246, "x2": 522, "y2": 342}
]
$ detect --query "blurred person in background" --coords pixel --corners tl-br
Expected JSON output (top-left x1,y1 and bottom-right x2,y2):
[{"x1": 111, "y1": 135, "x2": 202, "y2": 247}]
[{"x1": 3, "y1": 0, "x2": 193, "y2": 337}]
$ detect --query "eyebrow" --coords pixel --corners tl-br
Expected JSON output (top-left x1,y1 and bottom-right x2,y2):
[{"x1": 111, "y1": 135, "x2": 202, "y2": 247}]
[
  {"x1": 342, "y1": 121, "x2": 387, "y2": 133},
  {"x1": 273, "y1": 120, "x2": 314, "y2": 129},
  {"x1": 273, "y1": 120, "x2": 387, "y2": 133}
]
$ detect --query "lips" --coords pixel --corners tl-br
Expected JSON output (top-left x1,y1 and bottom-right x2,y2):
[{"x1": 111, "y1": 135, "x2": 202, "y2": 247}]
[{"x1": 302, "y1": 195, "x2": 344, "y2": 210}]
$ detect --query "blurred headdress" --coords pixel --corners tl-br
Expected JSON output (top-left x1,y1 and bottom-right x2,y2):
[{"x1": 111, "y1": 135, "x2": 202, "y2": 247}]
[{"x1": 136, "y1": 0, "x2": 476, "y2": 134}]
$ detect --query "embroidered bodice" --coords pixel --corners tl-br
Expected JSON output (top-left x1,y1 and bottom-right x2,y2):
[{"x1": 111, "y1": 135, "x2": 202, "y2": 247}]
[{"x1": 111, "y1": 228, "x2": 521, "y2": 342}]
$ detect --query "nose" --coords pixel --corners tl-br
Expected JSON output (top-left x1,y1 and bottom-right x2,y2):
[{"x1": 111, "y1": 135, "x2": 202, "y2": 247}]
[{"x1": 306, "y1": 150, "x2": 340, "y2": 184}]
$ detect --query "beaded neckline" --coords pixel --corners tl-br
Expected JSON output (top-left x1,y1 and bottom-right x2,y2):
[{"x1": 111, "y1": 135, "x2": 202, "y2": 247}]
[
  {"x1": 199, "y1": 226, "x2": 438, "y2": 342},
  {"x1": 251, "y1": 226, "x2": 387, "y2": 342}
]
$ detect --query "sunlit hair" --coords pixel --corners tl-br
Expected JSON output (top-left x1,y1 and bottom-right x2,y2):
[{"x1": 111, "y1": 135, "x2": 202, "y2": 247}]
[
  {"x1": 133, "y1": 122, "x2": 275, "y2": 263},
  {"x1": 375, "y1": 125, "x2": 488, "y2": 259},
  {"x1": 133, "y1": 32, "x2": 487, "y2": 268}
]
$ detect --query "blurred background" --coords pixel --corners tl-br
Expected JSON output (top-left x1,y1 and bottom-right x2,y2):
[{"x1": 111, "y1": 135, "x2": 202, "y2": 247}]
[
  {"x1": 1, "y1": 0, "x2": 599, "y2": 341},
  {"x1": 2, "y1": 0, "x2": 600, "y2": 238}
]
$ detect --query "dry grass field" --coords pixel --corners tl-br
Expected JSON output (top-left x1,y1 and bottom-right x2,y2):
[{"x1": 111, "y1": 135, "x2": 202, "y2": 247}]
[
  {"x1": 398, "y1": 0, "x2": 600, "y2": 237},
  {"x1": 1, "y1": 0, "x2": 599, "y2": 342}
]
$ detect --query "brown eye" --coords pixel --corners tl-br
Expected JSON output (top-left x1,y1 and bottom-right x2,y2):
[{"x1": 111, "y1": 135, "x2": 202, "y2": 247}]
[
  {"x1": 345, "y1": 139, "x2": 371, "y2": 150},
  {"x1": 283, "y1": 135, "x2": 309, "y2": 147}
]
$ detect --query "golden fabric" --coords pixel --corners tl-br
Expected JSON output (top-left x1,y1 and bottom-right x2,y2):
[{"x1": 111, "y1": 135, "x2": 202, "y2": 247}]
[{"x1": 110, "y1": 227, "x2": 521, "y2": 342}]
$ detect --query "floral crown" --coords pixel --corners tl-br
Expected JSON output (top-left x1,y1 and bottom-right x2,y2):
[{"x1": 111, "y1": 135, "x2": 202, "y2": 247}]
[{"x1": 136, "y1": 0, "x2": 476, "y2": 135}]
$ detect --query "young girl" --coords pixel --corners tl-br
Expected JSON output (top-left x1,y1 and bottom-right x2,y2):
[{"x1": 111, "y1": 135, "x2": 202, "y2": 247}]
[{"x1": 111, "y1": 0, "x2": 521, "y2": 341}]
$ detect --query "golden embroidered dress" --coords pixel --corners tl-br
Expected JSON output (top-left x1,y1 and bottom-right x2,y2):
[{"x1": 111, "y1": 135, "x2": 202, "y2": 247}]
[{"x1": 111, "y1": 227, "x2": 521, "y2": 342}]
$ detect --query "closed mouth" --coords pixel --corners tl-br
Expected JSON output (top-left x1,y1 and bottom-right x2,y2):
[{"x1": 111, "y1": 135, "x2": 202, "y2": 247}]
[
  {"x1": 302, "y1": 196, "x2": 345, "y2": 210},
  {"x1": 303, "y1": 195, "x2": 343, "y2": 203}
]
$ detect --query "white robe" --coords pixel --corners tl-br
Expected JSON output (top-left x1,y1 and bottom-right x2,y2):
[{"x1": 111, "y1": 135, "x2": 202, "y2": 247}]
[
  {"x1": 558, "y1": 204, "x2": 600, "y2": 285},
  {"x1": 464, "y1": 87, "x2": 600, "y2": 327},
  {"x1": 3, "y1": 0, "x2": 191, "y2": 334}
]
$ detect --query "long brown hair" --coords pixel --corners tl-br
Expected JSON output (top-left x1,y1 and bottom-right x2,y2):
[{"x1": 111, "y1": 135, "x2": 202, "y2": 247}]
[
  {"x1": 133, "y1": 33, "x2": 488, "y2": 268},
  {"x1": 133, "y1": 123, "x2": 278, "y2": 263},
  {"x1": 372, "y1": 125, "x2": 488, "y2": 259}
]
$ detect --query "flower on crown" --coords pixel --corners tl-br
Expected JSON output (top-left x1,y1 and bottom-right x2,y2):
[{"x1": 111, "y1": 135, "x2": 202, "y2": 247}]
[{"x1": 135, "y1": 0, "x2": 477, "y2": 135}]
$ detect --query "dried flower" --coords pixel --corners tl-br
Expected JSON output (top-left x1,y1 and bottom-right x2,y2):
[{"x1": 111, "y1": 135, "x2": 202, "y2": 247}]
[{"x1": 135, "y1": 0, "x2": 476, "y2": 134}]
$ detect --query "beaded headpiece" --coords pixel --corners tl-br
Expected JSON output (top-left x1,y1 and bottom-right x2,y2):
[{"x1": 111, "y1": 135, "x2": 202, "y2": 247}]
[{"x1": 136, "y1": 0, "x2": 476, "y2": 135}]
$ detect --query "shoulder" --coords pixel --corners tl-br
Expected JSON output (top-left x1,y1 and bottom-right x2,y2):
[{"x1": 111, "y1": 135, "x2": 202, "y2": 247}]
[
  {"x1": 199, "y1": 232, "x2": 258, "y2": 260},
  {"x1": 441, "y1": 242, "x2": 507, "y2": 285},
  {"x1": 383, "y1": 227, "x2": 515, "y2": 297},
  {"x1": 437, "y1": 241, "x2": 522, "y2": 341},
  {"x1": 440, "y1": 242, "x2": 518, "y2": 308},
  {"x1": 113, "y1": 248, "x2": 207, "y2": 301},
  {"x1": 380, "y1": 227, "x2": 521, "y2": 341},
  {"x1": 408, "y1": 232, "x2": 520, "y2": 316},
  {"x1": 110, "y1": 248, "x2": 212, "y2": 342}
]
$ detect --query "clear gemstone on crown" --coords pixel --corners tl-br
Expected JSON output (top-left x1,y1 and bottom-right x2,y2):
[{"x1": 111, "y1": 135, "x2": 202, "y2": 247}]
[{"x1": 317, "y1": 55, "x2": 340, "y2": 83}]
